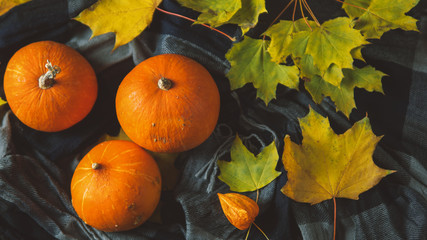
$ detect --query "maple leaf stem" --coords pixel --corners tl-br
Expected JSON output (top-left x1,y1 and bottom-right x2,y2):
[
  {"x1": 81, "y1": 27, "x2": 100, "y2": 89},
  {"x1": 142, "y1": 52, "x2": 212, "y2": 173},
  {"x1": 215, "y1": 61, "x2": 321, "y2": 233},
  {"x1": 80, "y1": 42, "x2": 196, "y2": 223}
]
[
  {"x1": 245, "y1": 224, "x2": 252, "y2": 240},
  {"x1": 256, "y1": 189, "x2": 260, "y2": 203},
  {"x1": 299, "y1": 0, "x2": 313, "y2": 31},
  {"x1": 292, "y1": 0, "x2": 298, "y2": 21},
  {"x1": 263, "y1": 0, "x2": 295, "y2": 40},
  {"x1": 333, "y1": 197, "x2": 337, "y2": 240},
  {"x1": 253, "y1": 222, "x2": 270, "y2": 240},
  {"x1": 302, "y1": 0, "x2": 321, "y2": 26},
  {"x1": 335, "y1": 0, "x2": 368, "y2": 12},
  {"x1": 155, "y1": 7, "x2": 236, "y2": 42}
]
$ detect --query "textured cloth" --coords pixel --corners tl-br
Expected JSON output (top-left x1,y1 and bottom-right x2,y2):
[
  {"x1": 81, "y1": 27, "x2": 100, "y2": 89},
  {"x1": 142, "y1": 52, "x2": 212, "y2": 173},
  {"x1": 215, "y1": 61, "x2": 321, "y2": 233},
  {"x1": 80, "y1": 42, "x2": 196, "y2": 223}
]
[{"x1": 0, "y1": 0, "x2": 427, "y2": 239}]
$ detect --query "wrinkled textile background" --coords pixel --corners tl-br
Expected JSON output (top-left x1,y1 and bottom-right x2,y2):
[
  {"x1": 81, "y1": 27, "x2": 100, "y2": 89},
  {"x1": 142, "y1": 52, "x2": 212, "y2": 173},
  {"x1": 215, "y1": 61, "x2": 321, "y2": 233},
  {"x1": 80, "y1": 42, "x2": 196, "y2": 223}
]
[{"x1": 0, "y1": 0, "x2": 427, "y2": 239}]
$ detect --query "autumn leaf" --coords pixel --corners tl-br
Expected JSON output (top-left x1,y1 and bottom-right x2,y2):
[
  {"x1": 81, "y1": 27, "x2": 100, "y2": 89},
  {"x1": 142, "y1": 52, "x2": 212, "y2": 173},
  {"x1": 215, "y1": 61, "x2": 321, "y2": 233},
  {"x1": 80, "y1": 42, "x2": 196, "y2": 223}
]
[
  {"x1": 264, "y1": 18, "x2": 317, "y2": 64},
  {"x1": 343, "y1": 0, "x2": 420, "y2": 39},
  {"x1": 217, "y1": 135, "x2": 281, "y2": 192},
  {"x1": 217, "y1": 193, "x2": 259, "y2": 230},
  {"x1": 281, "y1": 108, "x2": 395, "y2": 205},
  {"x1": 225, "y1": 0, "x2": 267, "y2": 34},
  {"x1": 301, "y1": 17, "x2": 366, "y2": 76},
  {"x1": 0, "y1": 99, "x2": 6, "y2": 107},
  {"x1": 75, "y1": 0, "x2": 162, "y2": 50},
  {"x1": 342, "y1": 0, "x2": 371, "y2": 19},
  {"x1": 226, "y1": 36, "x2": 299, "y2": 105},
  {"x1": 0, "y1": 0, "x2": 30, "y2": 16},
  {"x1": 294, "y1": 55, "x2": 344, "y2": 87},
  {"x1": 350, "y1": 46, "x2": 366, "y2": 62},
  {"x1": 266, "y1": 17, "x2": 367, "y2": 87},
  {"x1": 176, "y1": 0, "x2": 241, "y2": 27},
  {"x1": 176, "y1": 0, "x2": 265, "y2": 34},
  {"x1": 304, "y1": 65, "x2": 385, "y2": 117}
]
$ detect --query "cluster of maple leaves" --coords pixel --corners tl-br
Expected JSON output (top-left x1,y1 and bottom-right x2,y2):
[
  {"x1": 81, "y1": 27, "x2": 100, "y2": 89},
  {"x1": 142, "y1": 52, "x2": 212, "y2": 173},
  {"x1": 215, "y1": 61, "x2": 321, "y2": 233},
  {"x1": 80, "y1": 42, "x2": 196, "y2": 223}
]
[
  {"x1": 0, "y1": 0, "x2": 420, "y2": 238},
  {"x1": 219, "y1": 107, "x2": 395, "y2": 205},
  {"x1": 217, "y1": 108, "x2": 394, "y2": 238},
  {"x1": 72, "y1": 0, "x2": 418, "y2": 118}
]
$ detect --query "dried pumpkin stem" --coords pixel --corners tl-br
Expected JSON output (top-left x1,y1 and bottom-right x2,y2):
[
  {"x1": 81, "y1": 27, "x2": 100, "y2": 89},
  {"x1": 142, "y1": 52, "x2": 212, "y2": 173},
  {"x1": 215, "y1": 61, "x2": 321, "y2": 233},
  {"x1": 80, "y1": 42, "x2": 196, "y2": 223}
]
[
  {"x1": 38, "y1": 60, "x2": 60, "y2": 90},
  {"x1": 92, "y1": 162, "x2": 101, "y2": 170},
  {"x1": 158, "y1": 77, "x2": 173, "y2": 91}
]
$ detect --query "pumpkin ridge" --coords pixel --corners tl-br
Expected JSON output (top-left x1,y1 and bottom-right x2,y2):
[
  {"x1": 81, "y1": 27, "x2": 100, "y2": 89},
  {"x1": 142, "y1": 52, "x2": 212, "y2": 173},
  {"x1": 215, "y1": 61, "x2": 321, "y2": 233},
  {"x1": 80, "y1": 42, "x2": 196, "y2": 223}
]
[
  {"x1": 109, "y1": 168, "x2": 160, "y2": 185},
  {"x1": 44, "y1": 88, "x2": 74, "y2": 126},
  {"x1": 80, "y1": 176, "x2": 93, "y2": 223},
  {"x1": 115, "y1": 161, "x2": 146, "y2": 167},
  {"x1": 71, "y1": 173, "x2": 91, "y2": 191},
  {"x1": 106, "y1": 148, "x2": 140, "y2": 164},
  {"x1": 99, "y1": 141, "x2": 113, "y2": 162}
]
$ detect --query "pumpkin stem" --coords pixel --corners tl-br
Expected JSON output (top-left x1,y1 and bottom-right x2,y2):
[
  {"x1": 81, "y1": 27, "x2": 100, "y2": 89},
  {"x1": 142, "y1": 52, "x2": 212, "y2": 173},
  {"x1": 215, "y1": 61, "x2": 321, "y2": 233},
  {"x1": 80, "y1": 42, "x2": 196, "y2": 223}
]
[
  {"x1": 91, "y1": 162, "x2": 101, "y2": 170},
  {"x1": 158, "y1": 77, "x2": 173, "y2": 91},
  {"x1": 38, "y1": 60, "x2": 61, "y2": 90}
]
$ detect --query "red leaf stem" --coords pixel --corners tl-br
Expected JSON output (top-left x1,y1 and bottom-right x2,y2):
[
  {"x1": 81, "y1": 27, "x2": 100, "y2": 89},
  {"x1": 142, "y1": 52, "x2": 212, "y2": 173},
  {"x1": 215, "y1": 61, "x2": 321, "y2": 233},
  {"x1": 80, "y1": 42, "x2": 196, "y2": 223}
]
[{"x1": 155, "y1": 7, "x2": 236, "y2": 42}]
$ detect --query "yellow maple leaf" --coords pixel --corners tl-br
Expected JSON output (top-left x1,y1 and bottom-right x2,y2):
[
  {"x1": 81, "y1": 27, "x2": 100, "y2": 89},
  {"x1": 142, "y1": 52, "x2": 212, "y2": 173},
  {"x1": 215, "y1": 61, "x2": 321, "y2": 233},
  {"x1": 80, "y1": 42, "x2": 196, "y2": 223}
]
[
  {"x1": 75, "y1": 0, "x2": 162, "y2": 50},
  {"x1": 0, "y1": 0, "x2": 31, "y2": 16},
  {"x1": 282, "y1": 108, "x2": 395, "y2": 205}
]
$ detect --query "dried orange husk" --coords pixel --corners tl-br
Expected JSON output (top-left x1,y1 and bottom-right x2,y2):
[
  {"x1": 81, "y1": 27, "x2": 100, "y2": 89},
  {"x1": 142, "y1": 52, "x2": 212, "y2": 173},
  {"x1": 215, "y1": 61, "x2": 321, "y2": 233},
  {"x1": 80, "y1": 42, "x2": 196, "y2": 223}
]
[{"x1": 217, "y1": 193, "x2": 259, "y2": 230}]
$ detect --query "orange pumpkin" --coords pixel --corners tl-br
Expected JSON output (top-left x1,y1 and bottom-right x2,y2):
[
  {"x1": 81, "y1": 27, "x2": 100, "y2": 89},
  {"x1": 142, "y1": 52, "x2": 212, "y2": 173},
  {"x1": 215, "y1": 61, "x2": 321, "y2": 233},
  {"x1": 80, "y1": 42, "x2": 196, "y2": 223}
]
[
  {"x1": 4, "y1": 41, "x2": 97, "y2": 132},
  {"x1": 217, "y1": 193, "x2": 259, "y2": 230},
  {"x1": 71, "y1": 140, "x2": 161, "y2": 232},
  {"x1": 115, "y1": 54, "x2": 220, "y2": 153}
]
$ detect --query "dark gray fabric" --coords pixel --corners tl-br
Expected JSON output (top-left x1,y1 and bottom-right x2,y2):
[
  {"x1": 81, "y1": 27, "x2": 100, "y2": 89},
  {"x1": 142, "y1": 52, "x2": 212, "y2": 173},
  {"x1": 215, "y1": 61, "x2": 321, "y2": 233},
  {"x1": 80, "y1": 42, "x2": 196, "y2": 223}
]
[{"x1": 0, "y1": 0, "x2": 427, "y2": 239}]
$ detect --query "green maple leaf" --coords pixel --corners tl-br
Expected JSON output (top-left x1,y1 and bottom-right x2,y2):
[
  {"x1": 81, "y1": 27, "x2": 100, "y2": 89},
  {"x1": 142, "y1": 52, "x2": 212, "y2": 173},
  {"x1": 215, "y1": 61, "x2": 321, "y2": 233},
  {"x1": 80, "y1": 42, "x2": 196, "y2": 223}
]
[
  {"x1": 266, "y1": 17, "x2": 367, "y2": 87},
  {"x1": 218, "y1": 135, "x2": 282, "y2": 192},
  {"x1": 343, "y1": 0, "x2": 371, "y2": 19},
  {"x1": 226, "y1": 0, "x2": 267, "y2": 34},
  {"x1": 226, "y1": 36, "x2": 299, "y2": 105},
  {"x1": 176, "y1": 0, "x2": 241, "y2": 27},
  {"x1": 177, "y1": 0, "x2": 265, "y2": 34},
  {"x1": 303, "y1": 17, "x2": 367, "y2": 73},
  {"x1": 343, "y1": 0, "x2": 419, "y2": 39},
  {"x1": 295, "y1": 55, "x2": 344, "y2": 87},
  {"x1": 305, "y1": 66, "x2": 385, "y2": 117},
  {"x1": 294, "y1": 55, "x2": 317, "y2": 80},
  {"x1": 264, "y1": 18, "x2": 316, "y2": 63},
  {"x1": 323, "y1": 64, "x2": 345, "y2": 87},
  {"x1": 350, "y1": 46, "x2": 366, "y2": 62}
]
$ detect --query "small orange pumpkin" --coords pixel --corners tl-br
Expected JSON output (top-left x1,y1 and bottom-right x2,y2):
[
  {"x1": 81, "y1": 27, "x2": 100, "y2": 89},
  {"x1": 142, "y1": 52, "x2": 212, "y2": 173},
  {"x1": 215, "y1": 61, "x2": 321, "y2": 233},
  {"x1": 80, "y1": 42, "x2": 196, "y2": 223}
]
[
  {"x1": 115, "y1": 54, "x2": 220, "y2": 153},
  {"x1": 70, "y1": 140, "x2": 161, "y2": 232},
  {"x1": 4, "y1": 41, "x2": 97, "y2": 132},
  {"x1": 217, "y1": 193, "x2": 259, "y2": 230}
]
